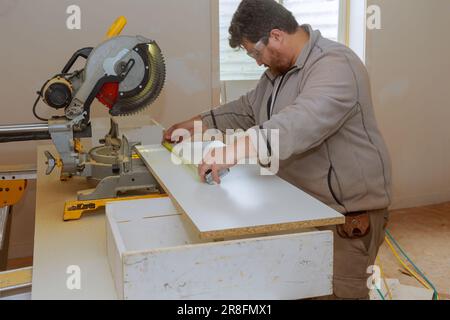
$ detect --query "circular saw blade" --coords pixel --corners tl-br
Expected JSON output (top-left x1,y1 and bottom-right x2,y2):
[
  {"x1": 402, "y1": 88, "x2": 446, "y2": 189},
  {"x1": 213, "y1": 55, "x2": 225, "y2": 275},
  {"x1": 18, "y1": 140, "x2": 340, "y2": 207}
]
[{"x1": 109, "y1": 41, "x2": 166, "y2": 116}]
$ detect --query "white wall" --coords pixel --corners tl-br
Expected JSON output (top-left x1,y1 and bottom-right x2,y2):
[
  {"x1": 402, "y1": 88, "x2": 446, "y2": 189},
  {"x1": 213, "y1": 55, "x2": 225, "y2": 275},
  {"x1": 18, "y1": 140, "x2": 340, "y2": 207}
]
[
  {"x1": 0, "y1": 0, "x2": 219, "y2": 259},
  {"x1": 0, "y1": 0, "x2": 218, "y2": 166},
  {"x1": 366, "y1": 0, "x2": 450, "y2": 209}
]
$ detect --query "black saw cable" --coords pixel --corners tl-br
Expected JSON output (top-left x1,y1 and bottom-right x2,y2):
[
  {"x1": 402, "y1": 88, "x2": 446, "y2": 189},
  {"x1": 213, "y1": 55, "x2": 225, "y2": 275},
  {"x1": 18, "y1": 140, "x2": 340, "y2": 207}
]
[{"x1": 32, "y1": 89, "x2": 49, "y2": 122}]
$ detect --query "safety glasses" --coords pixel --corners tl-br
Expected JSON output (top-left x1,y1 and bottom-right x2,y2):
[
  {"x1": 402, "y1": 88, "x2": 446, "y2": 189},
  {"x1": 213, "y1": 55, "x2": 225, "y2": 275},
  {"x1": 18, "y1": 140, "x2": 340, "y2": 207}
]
[{"x1": 246, "y1": 37, "x2": 269, "y2": 60}]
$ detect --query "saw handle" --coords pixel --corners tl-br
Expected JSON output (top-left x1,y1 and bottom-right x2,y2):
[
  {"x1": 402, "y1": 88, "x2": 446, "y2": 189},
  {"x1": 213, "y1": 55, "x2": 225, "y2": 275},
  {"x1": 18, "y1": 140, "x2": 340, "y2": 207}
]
[
  {"x1": 61, "y1": 16, "x2": 127, "y2": 74},
  {"x1": 61, "y1": 47, "x2": 93, "y2": 74},
  {"x1": 106, "y1": 16, "x2": 127, "y2": 39}
]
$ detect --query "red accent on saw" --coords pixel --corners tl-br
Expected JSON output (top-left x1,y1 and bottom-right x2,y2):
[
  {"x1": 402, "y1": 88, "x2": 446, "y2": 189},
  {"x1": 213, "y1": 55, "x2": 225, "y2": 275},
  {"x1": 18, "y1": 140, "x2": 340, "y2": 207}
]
[{"x1": 96, "y1": 82, "x2": 119, "y2": 109}]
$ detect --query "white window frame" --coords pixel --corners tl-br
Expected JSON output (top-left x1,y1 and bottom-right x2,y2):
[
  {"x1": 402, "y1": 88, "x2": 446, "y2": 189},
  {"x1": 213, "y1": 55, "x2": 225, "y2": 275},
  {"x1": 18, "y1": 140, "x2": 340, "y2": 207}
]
[{"x1": 213, "y1": 0, "x2": 366, "y2": 104}]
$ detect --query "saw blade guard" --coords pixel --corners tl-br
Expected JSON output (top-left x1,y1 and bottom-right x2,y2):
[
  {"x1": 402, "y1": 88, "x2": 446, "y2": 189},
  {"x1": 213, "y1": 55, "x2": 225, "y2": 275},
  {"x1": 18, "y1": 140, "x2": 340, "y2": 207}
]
[{"x1": 68, "y1": 35, "x2": 166, "y2": 118}]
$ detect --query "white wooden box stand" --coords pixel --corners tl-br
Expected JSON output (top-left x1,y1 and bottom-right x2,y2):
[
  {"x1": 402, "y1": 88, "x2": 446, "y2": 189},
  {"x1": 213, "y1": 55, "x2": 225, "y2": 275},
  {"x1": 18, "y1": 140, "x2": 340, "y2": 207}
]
[{"x1": 106, "y1": 197, "x2": 334, "y2": 300}]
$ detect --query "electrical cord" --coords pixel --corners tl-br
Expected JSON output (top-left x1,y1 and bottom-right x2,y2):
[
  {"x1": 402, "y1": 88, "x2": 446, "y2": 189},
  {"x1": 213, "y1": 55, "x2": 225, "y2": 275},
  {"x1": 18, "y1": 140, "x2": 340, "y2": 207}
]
[
  {"x1": 385, "y1": 237, "x2": 432, "y2": 290},
  {"x1": 376, "y1": 256, "x2": 393, "y2": 300},
  {"x1": 385, "y1": 229, "x2": 440, "y2": 300},
  {"x1": 376, "y1": 288, "x2": 385, "y2": 300},
  {"x1": 32, "y1": 90, "x2": 49, "y2": 122}
]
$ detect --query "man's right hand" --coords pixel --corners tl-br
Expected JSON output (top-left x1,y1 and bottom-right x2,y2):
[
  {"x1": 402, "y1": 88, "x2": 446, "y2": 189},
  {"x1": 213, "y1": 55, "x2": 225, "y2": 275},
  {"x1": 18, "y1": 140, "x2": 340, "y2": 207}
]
[{"x1": 163, "y1": 115, "x2": 206, "y2": 143}]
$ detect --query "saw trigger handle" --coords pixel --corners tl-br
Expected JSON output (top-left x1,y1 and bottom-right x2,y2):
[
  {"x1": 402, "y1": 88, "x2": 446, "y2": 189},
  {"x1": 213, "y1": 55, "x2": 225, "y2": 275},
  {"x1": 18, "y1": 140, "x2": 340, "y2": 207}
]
[{"x1": 62, "y1": 47, "x2": 93, "y2": 74}]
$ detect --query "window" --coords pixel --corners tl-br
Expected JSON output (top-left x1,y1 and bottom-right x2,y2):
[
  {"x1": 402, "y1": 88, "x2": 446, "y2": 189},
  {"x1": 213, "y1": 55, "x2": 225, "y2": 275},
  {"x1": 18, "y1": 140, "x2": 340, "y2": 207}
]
[{"x1": 219, "y1": 0, "x2": 344, "y2": 81}]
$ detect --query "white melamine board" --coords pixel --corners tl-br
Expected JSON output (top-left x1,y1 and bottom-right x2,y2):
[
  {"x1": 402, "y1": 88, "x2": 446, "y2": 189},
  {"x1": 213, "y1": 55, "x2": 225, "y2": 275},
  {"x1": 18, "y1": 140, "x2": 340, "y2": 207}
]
[
  {"x1": 106, "y1": 197, "x2": 201, "y2": 299},
  {"x1": 106, "y1": 197, "x2": 334, "y2": 300},
  {"x1": 106, "y1": 216, "x2": 124, "y2": 300},
  {"x1": 106, "y1": 197, "x2": 204, "y2": 252},
  {"x1": 106, "y1": 197, "x2": 180, "y2": 223},
  {"x1": 123, "y1": 232, "x2": 333, "y2": 300},
  {"x1": 136, "y1": 144, "x2": 344, "y2": 239}
]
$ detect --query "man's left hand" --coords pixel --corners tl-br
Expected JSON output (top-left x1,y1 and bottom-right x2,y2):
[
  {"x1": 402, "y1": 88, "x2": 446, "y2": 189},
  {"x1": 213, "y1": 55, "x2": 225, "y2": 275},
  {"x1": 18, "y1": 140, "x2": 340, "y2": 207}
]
[
  {"x1": 198, "y1": 145, "x2": 236, "y2": 185},
  {"x1": 198, "y1": 135, "x2": 257, "y2": 184}
]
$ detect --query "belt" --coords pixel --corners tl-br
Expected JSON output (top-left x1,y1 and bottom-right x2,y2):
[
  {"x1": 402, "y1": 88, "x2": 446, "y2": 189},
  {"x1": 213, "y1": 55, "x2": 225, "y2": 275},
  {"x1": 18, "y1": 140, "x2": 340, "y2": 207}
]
[{"x1": 345, "y1": 208, "x2": 387, "y2": 216}]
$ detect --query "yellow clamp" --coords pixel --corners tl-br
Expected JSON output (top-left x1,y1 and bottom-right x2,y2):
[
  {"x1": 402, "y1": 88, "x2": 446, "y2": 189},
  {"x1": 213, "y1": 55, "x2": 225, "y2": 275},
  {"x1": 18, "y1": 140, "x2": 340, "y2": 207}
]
[{"x1": 0, "y1": 179, "x2": 27, "y2": 207}]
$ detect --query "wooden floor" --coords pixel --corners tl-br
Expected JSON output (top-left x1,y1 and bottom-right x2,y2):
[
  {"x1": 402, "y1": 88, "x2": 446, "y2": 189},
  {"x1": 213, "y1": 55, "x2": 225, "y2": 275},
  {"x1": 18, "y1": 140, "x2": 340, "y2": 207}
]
[
  {"x1": 7, "y1": 257, "x2": 33, "y2": 270},
  {"x1": 6, "y1": 202, "x2": 450, "y2": 300},
  {"x1": 377, "y1": 202, "x2": 450, "y2": 299}
]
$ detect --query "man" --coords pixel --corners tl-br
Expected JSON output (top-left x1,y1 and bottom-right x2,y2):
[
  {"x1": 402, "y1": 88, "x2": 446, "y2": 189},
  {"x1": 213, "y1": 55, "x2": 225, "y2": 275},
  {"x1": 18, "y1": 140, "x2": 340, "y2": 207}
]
[{"x1": 164, "y1": 0, "x2": 391, "y2": 299}]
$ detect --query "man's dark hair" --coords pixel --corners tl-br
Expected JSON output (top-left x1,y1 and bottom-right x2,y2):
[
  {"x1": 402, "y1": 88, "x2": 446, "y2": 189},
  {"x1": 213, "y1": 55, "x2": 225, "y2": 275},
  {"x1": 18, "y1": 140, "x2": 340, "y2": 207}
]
[{"x1": 229, "y1": 0, "x2": 299, "y2": 49}]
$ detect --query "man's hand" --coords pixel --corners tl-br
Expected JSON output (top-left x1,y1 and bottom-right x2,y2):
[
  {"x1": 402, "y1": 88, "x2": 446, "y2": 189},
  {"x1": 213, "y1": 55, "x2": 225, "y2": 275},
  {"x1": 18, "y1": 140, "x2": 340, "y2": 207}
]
[
  {"x1": 198, "y1": 146, "x2": 236, "y2": 185},
  {"x1": 198, "y1": 135, "x2": 257, "y2": 184},
  {"x1": 163, "y1": 115, "x2": 207, "y2": 143}
]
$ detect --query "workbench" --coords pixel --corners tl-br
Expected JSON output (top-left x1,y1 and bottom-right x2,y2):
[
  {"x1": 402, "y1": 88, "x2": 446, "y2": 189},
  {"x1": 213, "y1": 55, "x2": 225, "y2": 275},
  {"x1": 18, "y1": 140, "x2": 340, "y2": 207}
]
[
  {"x1": 32, "y1": 118, "x2": 162, "y2": 299},
  {"x1": 32, "y1": 143, "x2": 343, "y2": 300},
  {"x1": 32, "y1": 145, "x2": 117, "y2": 299}
]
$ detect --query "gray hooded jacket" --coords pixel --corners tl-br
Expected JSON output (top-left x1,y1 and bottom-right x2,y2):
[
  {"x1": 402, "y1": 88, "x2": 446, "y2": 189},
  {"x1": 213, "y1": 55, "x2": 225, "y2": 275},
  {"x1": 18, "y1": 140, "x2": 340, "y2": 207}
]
[{"x1": 201, "y1": 25, "x2": 391, "y2": 214}]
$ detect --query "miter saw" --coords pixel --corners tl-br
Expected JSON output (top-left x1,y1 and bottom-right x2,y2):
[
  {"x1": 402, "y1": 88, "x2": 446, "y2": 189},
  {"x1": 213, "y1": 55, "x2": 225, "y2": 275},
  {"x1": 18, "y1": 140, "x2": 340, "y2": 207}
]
[{"x1": 0, "y1": 17, "x2": 167, "y2": 220}]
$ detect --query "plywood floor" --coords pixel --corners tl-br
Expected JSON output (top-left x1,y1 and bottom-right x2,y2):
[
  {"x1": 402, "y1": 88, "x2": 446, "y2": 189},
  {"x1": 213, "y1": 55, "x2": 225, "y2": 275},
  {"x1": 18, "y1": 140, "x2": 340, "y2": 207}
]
[
  {"x1": 7, "y1": 256, "x2": 33, "y2": 270},
  {"x1": 377, "y1": 202, "x2": 450, "y2": 299}
]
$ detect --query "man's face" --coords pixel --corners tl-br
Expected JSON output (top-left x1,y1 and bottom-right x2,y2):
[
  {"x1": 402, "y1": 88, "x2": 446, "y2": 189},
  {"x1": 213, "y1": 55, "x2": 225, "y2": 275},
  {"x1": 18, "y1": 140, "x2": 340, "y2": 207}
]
[{"x1": 243, "y1": 36, "x2": 292, "y2": 76}]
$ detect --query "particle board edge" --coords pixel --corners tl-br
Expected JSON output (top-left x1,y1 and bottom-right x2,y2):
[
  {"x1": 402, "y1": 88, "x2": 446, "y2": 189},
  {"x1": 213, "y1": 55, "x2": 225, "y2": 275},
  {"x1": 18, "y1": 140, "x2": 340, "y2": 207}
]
[{"x1": 198, "y1": 216, "x2": 345, "y2": 240}]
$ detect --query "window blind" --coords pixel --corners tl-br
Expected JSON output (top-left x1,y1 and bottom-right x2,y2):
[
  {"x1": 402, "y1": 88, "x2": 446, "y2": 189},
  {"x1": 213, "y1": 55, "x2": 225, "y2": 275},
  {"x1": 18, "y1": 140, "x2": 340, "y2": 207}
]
[{"x1": 219, "y1": 0, "x2": 341, "y2": 81}]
